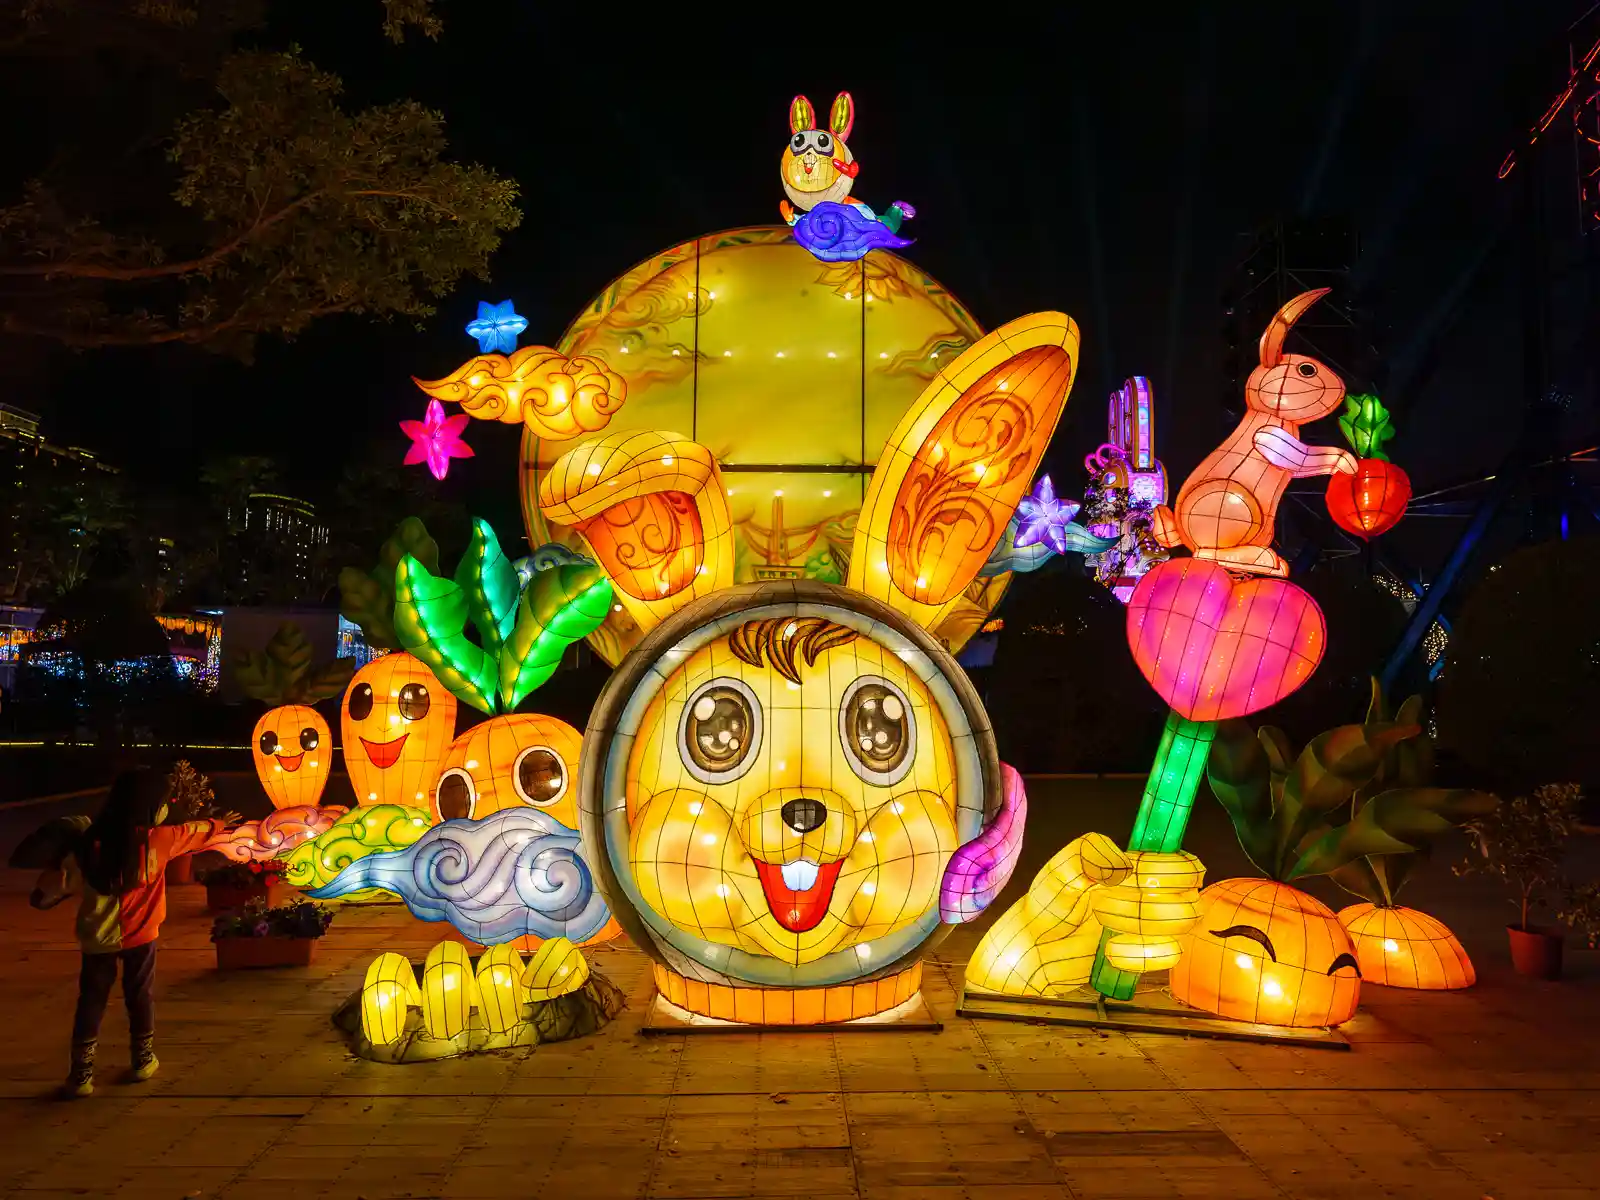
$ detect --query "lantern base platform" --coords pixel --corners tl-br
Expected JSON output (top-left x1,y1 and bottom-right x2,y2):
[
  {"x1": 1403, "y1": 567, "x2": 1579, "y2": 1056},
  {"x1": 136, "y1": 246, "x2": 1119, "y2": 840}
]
[
  {"x1": 957, "y1": 986, "x2": 1350, "y2": 1050},
  {"x1": 641, "y1": 991, "x2": 943, "y2": 1035}
]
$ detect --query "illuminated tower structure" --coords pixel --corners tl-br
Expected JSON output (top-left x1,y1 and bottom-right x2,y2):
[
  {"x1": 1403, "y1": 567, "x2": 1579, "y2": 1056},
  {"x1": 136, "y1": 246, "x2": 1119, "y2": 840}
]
[{"x1": 1084, "y1": 377, "x2": 1169, "y2": 603}]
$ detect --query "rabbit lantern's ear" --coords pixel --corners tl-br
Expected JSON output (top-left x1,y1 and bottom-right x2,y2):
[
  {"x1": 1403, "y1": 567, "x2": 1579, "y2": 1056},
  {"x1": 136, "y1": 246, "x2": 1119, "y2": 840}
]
[
  {"x1": 849, "y1": 312, "x2": 1081, "y2": 634},
  {"x1": 789, "y1": 95, "x2": 815, "y2": 134},
  {"x1": 1259, "y1": 287, "x2": 1330, "y2": 368},
  {"x1": 829, "y1": 92, "x2": 855, "y2": 141},
  {"x1": 537, "y1": 430, "x2": 736, "y2": 636}
]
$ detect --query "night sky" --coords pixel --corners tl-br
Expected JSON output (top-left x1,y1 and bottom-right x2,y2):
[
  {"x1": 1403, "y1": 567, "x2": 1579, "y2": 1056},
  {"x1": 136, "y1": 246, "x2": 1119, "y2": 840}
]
[{"x1": 21, "y1": 1, "x2": 1597, "y2": 555}]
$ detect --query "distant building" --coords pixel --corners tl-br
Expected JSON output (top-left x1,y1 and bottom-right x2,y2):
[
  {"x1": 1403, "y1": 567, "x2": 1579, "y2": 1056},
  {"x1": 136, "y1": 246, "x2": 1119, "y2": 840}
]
[
  {"x1": 233, "y1": 492, "x2": 329, "y2": 602},
  {"x1": 0, "y1": 405, "x2": 120, "y2": 600}
]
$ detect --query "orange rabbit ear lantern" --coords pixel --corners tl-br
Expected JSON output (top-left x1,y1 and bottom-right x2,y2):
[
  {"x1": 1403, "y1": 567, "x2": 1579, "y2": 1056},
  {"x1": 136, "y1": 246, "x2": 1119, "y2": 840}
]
[
  {"x1": 251, "y1": 705, "x2": 333, "y2": 810},
  {"x1": 342, "y1": 653, "x2": 458, "y2": 808},
  {"x1": 1170, "y1": 879, "x2": 1361, "y2": 1028},
  {"x1": 1338, "y1": 903, "x2": 1474, "y2": 990}
]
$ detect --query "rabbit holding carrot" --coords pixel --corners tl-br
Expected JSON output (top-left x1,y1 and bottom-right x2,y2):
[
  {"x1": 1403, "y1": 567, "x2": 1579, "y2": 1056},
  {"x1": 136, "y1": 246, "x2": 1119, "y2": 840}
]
[{"x1": 1151, "y1": 289, "x2": 1357, "y2": 577}]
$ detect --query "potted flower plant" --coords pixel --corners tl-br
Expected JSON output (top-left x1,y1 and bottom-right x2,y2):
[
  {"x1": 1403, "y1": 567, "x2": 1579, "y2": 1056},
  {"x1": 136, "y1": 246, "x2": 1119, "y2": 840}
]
[
  {"x1": 164, "y1": 760, "x2": 229, "y2": 885},
  {"x1": 197, "y1": 860, "x2": 285, "y2": 913},
  {"x1": 211, "y1": 898, "x2": 333, "y2": 970},
  {"x1": 1457, "y1": 783, "x2": 1581, "y2": 980}
]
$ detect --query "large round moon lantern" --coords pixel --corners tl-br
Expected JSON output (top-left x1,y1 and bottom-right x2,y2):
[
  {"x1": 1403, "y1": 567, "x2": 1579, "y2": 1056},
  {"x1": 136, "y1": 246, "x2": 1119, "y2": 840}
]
[{"x1": 515, "y1": 228, "x2": 986, "y2": 663}]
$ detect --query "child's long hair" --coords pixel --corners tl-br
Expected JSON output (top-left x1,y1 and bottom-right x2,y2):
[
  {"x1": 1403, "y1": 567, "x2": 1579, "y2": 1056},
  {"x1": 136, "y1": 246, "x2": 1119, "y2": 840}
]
[{"x1": 78, "y1": 769, "x2": 171, "y2": 895}]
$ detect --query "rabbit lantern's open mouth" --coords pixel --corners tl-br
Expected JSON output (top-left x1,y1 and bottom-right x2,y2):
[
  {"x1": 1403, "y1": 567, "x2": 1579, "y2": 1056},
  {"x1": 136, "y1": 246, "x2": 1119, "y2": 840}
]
[{"x1": 752, "y1": 857, "x2": 844, "y2": 932}]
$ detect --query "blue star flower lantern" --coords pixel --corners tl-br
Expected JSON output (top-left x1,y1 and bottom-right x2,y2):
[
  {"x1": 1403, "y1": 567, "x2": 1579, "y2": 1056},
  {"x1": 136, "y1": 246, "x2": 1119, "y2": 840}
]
[{"x1": 465, "y1": 299, "x2": 528, "y2": 355}]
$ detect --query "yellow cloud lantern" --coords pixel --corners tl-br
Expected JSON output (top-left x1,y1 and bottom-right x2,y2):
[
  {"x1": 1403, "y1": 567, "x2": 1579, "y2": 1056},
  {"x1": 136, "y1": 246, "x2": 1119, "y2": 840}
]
[
  {"x1": 361, "y1": 952, "x2": 421, "y2": 1048},
  {"x1": 522, "y1": 937, "x2": 589, "y2": 1001},
  {"x1": 966, "y1": 833, "x2": 1204, "y2": 997},
  {"x1": 539, "y1": 313, "x2": 1074, "y2": 1025},
  {"x1": 1169, "y1": 879, "x2": 1361, "y2": 1028},
  {"x1": 420, "y1": 942, "x2": 478, "y2": 1040},
  {"x1": 342, "y1": 653, "x2": 458, "y2": 807}
]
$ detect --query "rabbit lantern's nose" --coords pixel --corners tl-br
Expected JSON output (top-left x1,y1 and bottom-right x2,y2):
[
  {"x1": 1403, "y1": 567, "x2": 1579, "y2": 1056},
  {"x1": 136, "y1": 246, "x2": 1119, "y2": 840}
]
[{"x1": 780, "y1": 797, "x2": 827, "y2": 834}]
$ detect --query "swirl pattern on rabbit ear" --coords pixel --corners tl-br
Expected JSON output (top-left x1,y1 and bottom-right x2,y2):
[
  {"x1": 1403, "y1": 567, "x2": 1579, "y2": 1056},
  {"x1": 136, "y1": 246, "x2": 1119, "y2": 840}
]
[
  {"x1": 792, "y1": 202, "x2": 913, "y2": 263},
  {"x1": 306, "y1": 808, "x2": 610, "y2": 946}
]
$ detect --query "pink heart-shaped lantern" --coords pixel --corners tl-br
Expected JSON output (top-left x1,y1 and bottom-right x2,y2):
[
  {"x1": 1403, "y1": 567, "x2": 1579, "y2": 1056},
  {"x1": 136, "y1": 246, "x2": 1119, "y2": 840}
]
[{"x1": 1127, "y1": 558, "x2": 1326, "y2": 721}]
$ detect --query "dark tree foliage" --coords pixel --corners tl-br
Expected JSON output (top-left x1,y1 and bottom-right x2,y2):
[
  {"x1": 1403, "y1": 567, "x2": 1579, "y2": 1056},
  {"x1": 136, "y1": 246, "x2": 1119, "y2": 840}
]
[
  {"x1": 0, "y1": 1, "x2": 518, "y2": 355},
  {"x1": 1438, "y1": 538, "x2": 1600, "y2": 792}
]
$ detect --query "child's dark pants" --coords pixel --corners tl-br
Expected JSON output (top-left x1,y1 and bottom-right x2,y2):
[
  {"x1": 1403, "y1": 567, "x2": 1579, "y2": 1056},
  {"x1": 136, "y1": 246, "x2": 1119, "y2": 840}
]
[{"x1": 72, "y1": 942, "x2": 157, "y2": 1043}]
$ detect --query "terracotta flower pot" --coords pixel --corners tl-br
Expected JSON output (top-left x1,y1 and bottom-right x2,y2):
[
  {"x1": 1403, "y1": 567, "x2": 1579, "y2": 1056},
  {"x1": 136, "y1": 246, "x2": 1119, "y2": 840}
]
[
  {"x1": 1507, "y1": 925, "x2": 1563, "y2": 980},
  {"x1": 165, "y1": 856, "x2": 195, "y2": 885},
  {"x1": 216, "y1": 936, "x2": 315, "y2": 970}
]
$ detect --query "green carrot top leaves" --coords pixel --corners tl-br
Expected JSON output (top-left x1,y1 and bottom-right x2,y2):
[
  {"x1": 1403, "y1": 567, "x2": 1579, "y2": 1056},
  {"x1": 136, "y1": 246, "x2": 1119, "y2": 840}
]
[
  {"x1": 233, "y1": 622, "x2": 356, "y2": 706},
  {"x1": 1337, "y1": 393, "x2": 1397, "y2": 462},
  {"x1": 1207, "y1": 680, "x2": 1497, "y2": 897}
]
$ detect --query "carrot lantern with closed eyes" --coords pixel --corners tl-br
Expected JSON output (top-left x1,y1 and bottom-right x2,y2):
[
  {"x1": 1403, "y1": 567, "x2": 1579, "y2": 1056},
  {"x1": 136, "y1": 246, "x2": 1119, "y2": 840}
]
[{"x1": 1171, "y1": 715, "x2": 1495, "y2": 1028}]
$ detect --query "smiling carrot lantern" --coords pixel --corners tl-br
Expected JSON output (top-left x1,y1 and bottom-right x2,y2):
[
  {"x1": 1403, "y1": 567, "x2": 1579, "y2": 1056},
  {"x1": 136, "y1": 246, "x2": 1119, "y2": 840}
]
[
  {"x1": 234, "y1": 623, "x2": 354, "y2": 810},
  {"x1": 536, "y1": 313, "x2": 1077, "y2": 1025},
  {"x1": 342, "y1": 654, "x2": 458, "y2": 808},
  {"x1": 1171, "y1": 715, "x2": 1495, "y2": 1028}
]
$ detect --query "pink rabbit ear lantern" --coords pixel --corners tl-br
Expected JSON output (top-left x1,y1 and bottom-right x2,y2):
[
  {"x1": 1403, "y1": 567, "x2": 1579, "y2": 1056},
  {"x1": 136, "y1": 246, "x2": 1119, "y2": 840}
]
[{"x1": 1149, "y1": 289, "x2": 1358, "y2": 578}]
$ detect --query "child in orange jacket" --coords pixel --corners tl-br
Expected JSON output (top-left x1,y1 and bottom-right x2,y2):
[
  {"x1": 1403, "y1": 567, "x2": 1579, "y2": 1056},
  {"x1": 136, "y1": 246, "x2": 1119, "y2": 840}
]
[{"x1": 31, "y1": 768, "x2": 227, "y2": 1098}]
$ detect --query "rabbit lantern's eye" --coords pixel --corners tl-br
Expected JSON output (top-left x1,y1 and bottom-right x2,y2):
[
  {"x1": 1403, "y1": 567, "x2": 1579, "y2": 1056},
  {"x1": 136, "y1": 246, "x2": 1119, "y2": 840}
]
[
  {"x1": 513, "y1": 746, "x2": 567, "y2": 807},
  {"x1": 397, "y1": 682, "x2": 430, "y2": 721},
  {"x1": 298, "y1": 726, "x2": 319, "y2": 752},
  {"x1": 816, "y1": 131, "x2": 832, "y2": 152},
  {"x1": 839, "y1": 677, "x2": 915, "y2": 785},
  {"x1": 680, "y1": 678, "x2": 762, "y2": 783},
  {"x1": 258, "y1": 729, "x2": 279, "y2": 756},
  {"x1": 790, "y1": 132, "x2": 807, "y2": 153},
  {"x1": 1297, "y1": 362, "x2": 1317, "y2": 377}
]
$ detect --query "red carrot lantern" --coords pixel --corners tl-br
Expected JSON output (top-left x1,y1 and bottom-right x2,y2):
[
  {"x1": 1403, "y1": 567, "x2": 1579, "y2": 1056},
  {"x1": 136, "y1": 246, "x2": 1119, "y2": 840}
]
[{"x1": 1324, "y1": 394, "x2": 1410, "y2": 539}]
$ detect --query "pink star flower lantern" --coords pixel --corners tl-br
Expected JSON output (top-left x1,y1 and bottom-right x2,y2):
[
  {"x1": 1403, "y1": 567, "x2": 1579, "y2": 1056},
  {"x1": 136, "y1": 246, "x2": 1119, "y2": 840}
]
[{"x1": 400, "y1": 399, "x2": 474, "y2": 481}]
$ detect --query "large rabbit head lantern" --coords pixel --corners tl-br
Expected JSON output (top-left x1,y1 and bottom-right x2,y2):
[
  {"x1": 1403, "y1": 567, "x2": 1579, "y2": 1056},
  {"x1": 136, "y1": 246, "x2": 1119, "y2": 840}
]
[{"x1": 539, "y1": 313, "x2": 1076, "y2": 1024}]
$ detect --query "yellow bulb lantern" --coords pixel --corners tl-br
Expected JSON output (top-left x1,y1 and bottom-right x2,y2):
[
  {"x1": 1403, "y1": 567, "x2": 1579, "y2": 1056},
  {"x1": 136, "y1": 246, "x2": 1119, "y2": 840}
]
[
  {"x1": 250, "y1": 704, "x2": 334, "y2": 810},
  {"x1": 361, "y1": 952, "x2": 421, "y2": 1048},
  {"x1": 522, "y1": 937, "x2": 589, "y2": 1001},
  {"x1": 420, "y1": 941, "x2": 478, "y2": 1041},
  {"x1": 342, "y1": 653, "x2": 458, "y2": 808},
  {"x1": 1170, "y1": 879, "x2": 1361, "y2": 1028},
  {"x1": 474, "y1": 944, "x2": 527, "y2": 1034}
]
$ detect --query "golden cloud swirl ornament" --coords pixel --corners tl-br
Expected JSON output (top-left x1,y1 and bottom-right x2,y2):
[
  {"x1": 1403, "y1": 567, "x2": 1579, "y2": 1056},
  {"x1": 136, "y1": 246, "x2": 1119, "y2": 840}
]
[
  {"x1": 539, "y1": 312, "x2": 1078, "y2": 1026},
  {"x1": 412, "y1": 346, "x2": 627, "y2": 442},
  {"x1": 281, "y1": 803, "x2": 432, "y2": 896}
]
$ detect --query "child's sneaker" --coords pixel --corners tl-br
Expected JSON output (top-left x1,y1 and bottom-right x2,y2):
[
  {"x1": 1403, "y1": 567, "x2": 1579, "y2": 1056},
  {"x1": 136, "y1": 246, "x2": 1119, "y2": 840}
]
[
  {"x1": 61, "y1": 1039, "x2": 95, "y2": 1099},
  {"x1": 129, "y1": 1035, "x2": 158, "y2": 1083}
]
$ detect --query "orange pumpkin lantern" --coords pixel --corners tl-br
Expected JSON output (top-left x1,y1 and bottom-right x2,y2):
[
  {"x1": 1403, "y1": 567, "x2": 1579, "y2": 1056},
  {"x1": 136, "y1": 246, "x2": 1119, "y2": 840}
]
[
  {"x1": 251, "y1": 705, "x2": 334, "y2": 810},
  {"x1": 430, "y1": 713, "x2": 583, "y2": 825},
  {"x1": 342, "y1": 653, "x2": 458, "y2": 808},
  {"x1": 1338, "y1": 903, "x2": 1474, "y2": 990},
  {"x1": 1170, "y1": 878, "x2": 1361, "y2": 1028}
]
